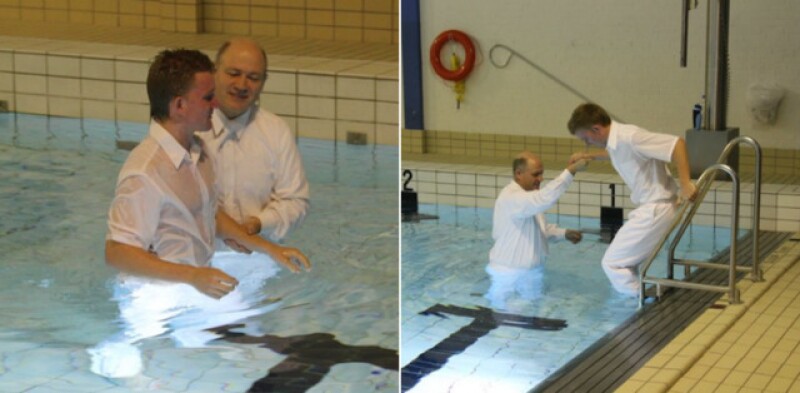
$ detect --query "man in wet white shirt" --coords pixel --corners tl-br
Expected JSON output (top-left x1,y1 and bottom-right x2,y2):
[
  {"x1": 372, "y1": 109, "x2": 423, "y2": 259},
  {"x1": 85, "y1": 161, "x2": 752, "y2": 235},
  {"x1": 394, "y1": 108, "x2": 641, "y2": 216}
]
[
  {"x1": 567, "y1": 103, "x2": 697, "y2": 297},
  {"x1": 89, "y1": 49, "x2": 310, "y2": 379},
  {"x1": 487, "y1": 152, "x2": 586, "y2": 310},
  {"x1": 199, "y1": 37, "x2": 309, "y2": 248}
]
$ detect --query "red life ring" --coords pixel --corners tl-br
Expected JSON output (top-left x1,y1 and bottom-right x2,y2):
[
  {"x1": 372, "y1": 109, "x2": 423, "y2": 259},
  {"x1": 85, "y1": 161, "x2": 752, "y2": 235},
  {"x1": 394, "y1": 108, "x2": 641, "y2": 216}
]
[{"x1": 429, "y1": 29, "x2": 476, "y2": 82}]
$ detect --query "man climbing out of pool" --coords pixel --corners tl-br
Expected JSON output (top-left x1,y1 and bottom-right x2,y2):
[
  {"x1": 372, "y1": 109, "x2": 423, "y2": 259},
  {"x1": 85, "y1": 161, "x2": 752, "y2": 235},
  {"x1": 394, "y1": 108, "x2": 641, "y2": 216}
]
[
  {"x1": 566, "y1": 103, "x2": 697, "y2": 297},
  {"x1": 199, "y1": 37, "x2": 309, "y2": 252},
  {"x1": 487, "y1": 151, "x2": 587, "y2": 310},
  {"x1": 89, "y1": 49, "x2": 310, "y2": 379}
]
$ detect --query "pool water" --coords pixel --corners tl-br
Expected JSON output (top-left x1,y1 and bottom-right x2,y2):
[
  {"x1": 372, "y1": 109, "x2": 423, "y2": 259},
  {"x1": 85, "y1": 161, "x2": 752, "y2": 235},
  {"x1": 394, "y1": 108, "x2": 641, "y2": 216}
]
[
  {"x1": 0, "y1": 114, "x2": 398, "y2": 392},
  {"x1": 401, "y1": 203, "x2": 740, "y2": 392}
]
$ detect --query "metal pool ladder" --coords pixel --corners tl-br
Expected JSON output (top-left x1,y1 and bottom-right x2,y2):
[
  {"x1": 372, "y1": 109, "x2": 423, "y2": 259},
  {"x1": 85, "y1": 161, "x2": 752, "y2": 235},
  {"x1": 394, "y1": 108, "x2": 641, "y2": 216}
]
[{"x1": 639, "y1": 136, "x2": 762, "y2": 308}]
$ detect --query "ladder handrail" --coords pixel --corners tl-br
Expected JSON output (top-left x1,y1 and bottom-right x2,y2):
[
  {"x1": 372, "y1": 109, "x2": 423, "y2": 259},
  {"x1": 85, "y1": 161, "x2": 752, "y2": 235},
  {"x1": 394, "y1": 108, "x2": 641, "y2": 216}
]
[
  {"x1": 639, "y1": 163, "x2": 740, "y2": 307},
  {"x1": 715, "y1": 136, "x2": 762, "y2": 281}
]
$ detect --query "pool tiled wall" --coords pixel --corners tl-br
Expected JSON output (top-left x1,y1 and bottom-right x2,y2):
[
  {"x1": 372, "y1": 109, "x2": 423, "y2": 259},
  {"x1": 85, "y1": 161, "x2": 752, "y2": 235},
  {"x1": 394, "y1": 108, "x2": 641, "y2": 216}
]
[
  {"x1": 402, "y1": 129, "x2": 800, "y2": 179},
  {"x1": 402, "y1": 161, "x2": 800, "y2": 233},
  {"x1": 0, "y1": 36, "x2": 398, "y2": 145},
  {"x1": 0, "y1": 0, "x2": 398, "y2": 44}
]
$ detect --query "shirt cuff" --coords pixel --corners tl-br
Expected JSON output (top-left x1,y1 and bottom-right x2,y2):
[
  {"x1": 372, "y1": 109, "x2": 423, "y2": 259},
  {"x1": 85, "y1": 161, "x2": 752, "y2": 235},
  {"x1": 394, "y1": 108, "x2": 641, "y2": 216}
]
[{"x1": 258, "y1": 209, "x2": 281, "y2": 233}]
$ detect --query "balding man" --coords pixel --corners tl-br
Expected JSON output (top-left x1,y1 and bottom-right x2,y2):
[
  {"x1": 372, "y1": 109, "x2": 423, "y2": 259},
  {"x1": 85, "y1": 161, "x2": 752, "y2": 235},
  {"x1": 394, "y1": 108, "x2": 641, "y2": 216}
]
[
  {"x1": 199, "y1": 38, "x2": 309, "y2": 247},
  {"x1": 486, "y1": 152, "x2": 586, "y2": 310}
]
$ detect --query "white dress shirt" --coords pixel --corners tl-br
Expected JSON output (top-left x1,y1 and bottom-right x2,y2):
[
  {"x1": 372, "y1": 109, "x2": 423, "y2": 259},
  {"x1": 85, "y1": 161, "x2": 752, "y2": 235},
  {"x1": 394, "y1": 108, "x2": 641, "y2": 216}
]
[
  {"x1": 488, "y1": 170, "x2": 573, "y2": 271},
  {"x1": 606, "y1": 121, "x2": 679, "y2": 206},
  {"x1": 199, "y1": 107, "x2": 309, "y2": 242},
  {"x1": 106, "y1": 121, "x2": 217, "y2": 267}
]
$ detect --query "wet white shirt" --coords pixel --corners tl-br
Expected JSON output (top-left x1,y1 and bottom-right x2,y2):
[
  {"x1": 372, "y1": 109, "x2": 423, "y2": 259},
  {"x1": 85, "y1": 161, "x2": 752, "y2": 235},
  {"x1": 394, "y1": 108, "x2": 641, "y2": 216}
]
[
  {"x1": 606, "y1": 121, "x2": 679, "y2": 206},
  {"x1": 488, "y1": 170, "x2": 573, "y2": 271},
  {"x1": 106, "y1": 121, "x2": 217, "y2": 267},
  {"x1": 199, "y1": 107, "x2": 309, "y2": 242}
]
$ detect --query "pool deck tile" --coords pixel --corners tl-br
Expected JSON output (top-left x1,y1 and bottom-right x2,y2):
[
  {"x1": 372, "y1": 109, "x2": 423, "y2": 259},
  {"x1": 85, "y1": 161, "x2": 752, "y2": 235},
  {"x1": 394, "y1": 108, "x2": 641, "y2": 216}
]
[{"x1": 615, "y1": 232, "x2": 800, "y2": 392}]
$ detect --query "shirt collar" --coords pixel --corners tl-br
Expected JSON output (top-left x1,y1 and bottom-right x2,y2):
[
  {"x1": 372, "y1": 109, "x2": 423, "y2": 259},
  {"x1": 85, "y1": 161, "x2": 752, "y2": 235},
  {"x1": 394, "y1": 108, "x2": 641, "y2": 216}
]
[
  {"x1": 149, "y1": 121, "x2": 200, "y2": 169},
  {"x1": 211, "y1": 106, "x2": 254, "y2": 143},
  {"x1": 606, "y1": 120, "x2": 619, "y2": 151}
]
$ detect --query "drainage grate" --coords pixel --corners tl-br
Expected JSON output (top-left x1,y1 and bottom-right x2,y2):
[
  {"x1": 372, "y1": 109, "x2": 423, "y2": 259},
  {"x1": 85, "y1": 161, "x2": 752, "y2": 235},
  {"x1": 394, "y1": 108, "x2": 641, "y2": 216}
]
[{"x1": 531, "y1": 230, "x2": 793, "y2": 393}]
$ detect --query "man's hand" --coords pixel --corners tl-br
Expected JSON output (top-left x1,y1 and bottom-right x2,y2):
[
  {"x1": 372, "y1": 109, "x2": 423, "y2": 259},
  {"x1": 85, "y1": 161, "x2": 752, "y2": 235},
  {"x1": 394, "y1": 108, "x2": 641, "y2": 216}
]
[
  {"x1": 189, "y1": 266, "x2": 239, "y2": 299},
  {"x1": 224, "y1": 239, "x2": 252, "y2": 254},
  {"x1": 272, "y1": 246, "x2": 311, "y2": 273},
  {"x1": 243, "y1": 216, "x2": 261, "y2": 235},
  {"x1": 565, "y1": 229, "x2": 583, "y2": 244},
  {"x1": 569, "y1": 152, "x2": 592, "y2": 165},
  {"x1": 567, "y1": 159, "x2": 589, "y2": 175}
]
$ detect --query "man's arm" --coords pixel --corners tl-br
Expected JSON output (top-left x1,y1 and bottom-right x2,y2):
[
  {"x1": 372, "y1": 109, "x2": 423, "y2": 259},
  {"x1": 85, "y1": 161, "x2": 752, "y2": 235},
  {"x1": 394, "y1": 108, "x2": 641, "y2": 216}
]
[
  {"x1": 105, "y1": 240, "x2": 238, "y2": 299},
  {"x1": 217, "y1": 209, "x2": 311, "y2": 273},
  {"x1": 671, "y1": 137, "x2": 697, "y2": 201},
  {"x1": 570, "y1": 150, "x2": 609, "y2": 164}
]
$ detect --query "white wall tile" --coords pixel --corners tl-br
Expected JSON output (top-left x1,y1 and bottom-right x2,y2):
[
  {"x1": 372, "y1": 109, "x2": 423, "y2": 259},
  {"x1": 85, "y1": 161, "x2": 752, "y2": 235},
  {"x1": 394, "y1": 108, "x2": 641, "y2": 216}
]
[
  {"x1": 477, "y1": 174, "x2": 496, "y2": 187},
  {"x1": 456, "y1": 173, "x2": 475, "y2": 185},
  {"x1": 579, "y1": 194, "x2": 601, "y2": 206},
  {"x1": 116, "y1": 102, "x2": 149, "y2": 123},
  {"x1": 115, "y1": 82, "x2": 147, "y2": 103},
  {"x1": 115, "y1": 60, "x2": 149, "y2": 83},
  {"x1": 456, "y1": 196, "x2": 476, "y2": 207},
  {"x1": 417, "y1": 182, "x2": 437, "y2": 193},
  {"x1": 417, "y1": 170, "x2": 436, "y2": 182},
  {"x1": 81, "y1": 80, "x2": 115, "y2": 100},
  {"x1": 437, "y1": 183, "x2": 456, "y2": 195},
  {"x1": 560, "y1": 204, "x2": 579, "y2": 216},
  {"x1": 0, "y1": 72, "x2": 12, "y2": 92},
  {"x1": 14, "y1": 74, "x2": 46, "y2": 94},
  {"x1": 297, "y1": 117, "x2": 335, "y2": 140},
  {"x1": 261, "y1": 93, "x2": 296, "y2": 116},
  {"x1": 778, "y1": 194, "x2": 800, "y2": 208},
  {"x1": 476, "y1": 186, "x2": 495, "y2": 198},
  {"x1": 336, "y1": 76, "x2": 375, "y2": 100},
  {"x1": 375, "y1": 123, "x2": 397, "y2": 146},
  {"x1": 47, "y1": 96, "x2": 81, "y2": 118},
  {"x1": 776, "y1": 220, "x2": 799, "y2": 232},
  {"x1": 14, "y1": 53, "x2": 46, "y2": 74},
  {"x1": 337, "y1": 98, "x2": 374, "y2": 122},
  {"x1": 437, "y1": 195, "x2": 456, "y2": 205},
  {"x1": 298, "y1": 73, "x2": 334, "y2": 97},
  {"x1": 377, "y1": 101, "x2": 397, "y2": 124},
  {"x1": 436, "y1": 172, "x2": 455, "y2": 184},
  {"x1": 47, "y1": 55, "x2": 80, "y2": 77},
  {"x1": 759, "y1": 219, "x2": 776, "y2": 231},
  {"x1": 47, "y1": 77, "x2": 80, "y2": 97},
  {"x1": 266, "y1": 71, "x2": 296, "y2": 94},
  {"x1": 82, "y1": 99, "x2": 116, "y2": 120},
  {"x1": 456, "y1": 184, "x2": 476, "y2": 196},
  {"x1": 377, "y1": 79, "x2": 397, "y2": 102},
  {"x1": 419, "y1": 193, "x2": 436, "y2": 204},
  {"x1": 15, "y1": 94, "x2": 48, "y2": 114},
  {"x1": 298, "y1": 96, "x2": 335, "y2": 118},
  {"x1": 477, "y1": 197, "x2": 495, "y2": 208},
  {"x1": 0, "y1": 51, "x2": 12, "y2": 72},
  {"x1": 776, "y1": 207, "x2": 800, "y2": 221},
  {"x1": 81, "y1": 58, "x2": 114, "y2": 79}
]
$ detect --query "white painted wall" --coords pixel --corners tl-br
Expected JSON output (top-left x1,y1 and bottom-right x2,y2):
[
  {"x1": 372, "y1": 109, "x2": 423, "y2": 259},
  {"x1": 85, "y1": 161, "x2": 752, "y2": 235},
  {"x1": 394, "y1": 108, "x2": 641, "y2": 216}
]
[{"x1": 410, "y1": 0, "x2": 800, "y2": 149}]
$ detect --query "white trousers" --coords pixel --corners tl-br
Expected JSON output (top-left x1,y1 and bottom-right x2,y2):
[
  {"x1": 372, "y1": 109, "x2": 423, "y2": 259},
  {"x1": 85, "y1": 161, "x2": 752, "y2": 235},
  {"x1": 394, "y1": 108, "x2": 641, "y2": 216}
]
[
  {"x1": 602, "y1": 201, "x2": 677, "y2": 296},
  {"x1": 88, "y1": 251, "x2": 280, "y2": 378},
  {"x1": 485, "y1": 265, "x2": 544, "y2": 309}
]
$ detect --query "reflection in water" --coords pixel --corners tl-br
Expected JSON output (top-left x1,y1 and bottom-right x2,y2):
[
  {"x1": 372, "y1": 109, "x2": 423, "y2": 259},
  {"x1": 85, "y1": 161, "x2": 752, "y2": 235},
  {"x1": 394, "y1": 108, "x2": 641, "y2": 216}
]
[{"x1": 88, "y1": 252, "x2": 280, "y2": 378}]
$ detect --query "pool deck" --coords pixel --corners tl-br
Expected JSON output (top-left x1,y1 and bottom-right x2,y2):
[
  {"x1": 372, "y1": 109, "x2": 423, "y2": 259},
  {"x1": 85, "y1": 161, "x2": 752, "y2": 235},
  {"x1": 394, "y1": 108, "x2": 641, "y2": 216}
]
[{"x1": 617, "y1": 232, "x2": 800, "y2": 393}]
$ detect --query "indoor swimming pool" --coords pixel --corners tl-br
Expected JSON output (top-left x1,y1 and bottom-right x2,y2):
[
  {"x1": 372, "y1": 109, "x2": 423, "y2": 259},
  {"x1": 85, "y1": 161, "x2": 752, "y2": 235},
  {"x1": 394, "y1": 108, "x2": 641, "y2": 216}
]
[
  {"x1": 401, "y1": 203, "x2": 743, "y2": 393},
  {"x1": 0, "y1": 113, "x2": 398, "y2": 392}
]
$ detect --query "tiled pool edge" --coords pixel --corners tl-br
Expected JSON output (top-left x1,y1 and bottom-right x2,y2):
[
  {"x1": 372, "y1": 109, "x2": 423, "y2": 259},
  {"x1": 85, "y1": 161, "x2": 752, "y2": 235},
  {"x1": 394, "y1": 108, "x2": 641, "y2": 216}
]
[
  {"x1": 402, "y1": 160, "x2": 800, "y2": 233},
  {"x1": 615, "y1": 232, "x2": 800, "y2": 392}
]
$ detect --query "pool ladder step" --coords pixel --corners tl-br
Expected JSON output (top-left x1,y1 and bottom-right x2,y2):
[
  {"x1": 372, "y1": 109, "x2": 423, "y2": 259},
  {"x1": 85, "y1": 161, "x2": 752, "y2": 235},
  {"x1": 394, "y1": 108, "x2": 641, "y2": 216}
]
[{"x1": 639, "y1": 136, "x2": 763, "y2": 308}]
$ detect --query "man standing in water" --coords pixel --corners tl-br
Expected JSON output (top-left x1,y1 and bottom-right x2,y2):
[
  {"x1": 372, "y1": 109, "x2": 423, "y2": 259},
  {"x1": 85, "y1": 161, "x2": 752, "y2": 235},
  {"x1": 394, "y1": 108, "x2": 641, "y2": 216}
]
[
  {"x1": 487, "y1": 151, "x2": 586, "y2": 310},
  {"x1": 90, "y1": 49, "x2": 310, "y2": 378},
  {"x1": 200, "y1": 38, "x2": 309, "y2": 250},
  {"x1": 567, "y1": 103, "x2": 697, "y2": 297}
]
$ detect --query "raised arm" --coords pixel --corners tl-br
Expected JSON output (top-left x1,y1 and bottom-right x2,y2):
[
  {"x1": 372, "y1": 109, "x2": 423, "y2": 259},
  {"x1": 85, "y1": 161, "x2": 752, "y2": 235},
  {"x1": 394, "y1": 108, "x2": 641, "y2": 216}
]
[{"x1": 570, "y1": 150, "x2": 608, "y2": 164}]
